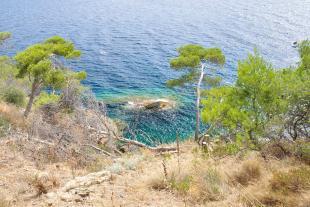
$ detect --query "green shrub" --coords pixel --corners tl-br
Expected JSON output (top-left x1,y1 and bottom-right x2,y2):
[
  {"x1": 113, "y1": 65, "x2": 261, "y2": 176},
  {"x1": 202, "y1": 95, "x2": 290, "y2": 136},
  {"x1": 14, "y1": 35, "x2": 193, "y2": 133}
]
[
  {"x1": 3, "y1": 87, "x2": 25, "y2": 107},
  {"x1": 201, "y1": 168, "x2": 222, "y2": 200},
  {"x1": 261, "y1": 140, "x2": 310, "y2": 164},
  {"x1": 0, "y1": 32, "x2": 11, "y2": 42},
  {"x1": 170, "y1": 175, "x2": 192, "y2": 195},
  {"x1": 294, "y1": 142, "x2": 310, "y2": 165},
  {"x1": 270, "y1": 167, "x2": 310, "y2": 194},
  {"x1": 34, "y1": 92, "x2": 60, "y2": 107},
  {"x1": 212, "y1": 142, "x2": 240, "y2": 157}
]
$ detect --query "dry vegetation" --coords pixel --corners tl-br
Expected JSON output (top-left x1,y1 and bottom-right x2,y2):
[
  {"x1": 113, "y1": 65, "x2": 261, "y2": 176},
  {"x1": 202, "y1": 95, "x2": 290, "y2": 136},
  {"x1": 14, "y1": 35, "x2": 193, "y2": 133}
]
[
  {"x1": 0, "y1": 102, "x2": 26, "y2": 129},
  {"x1": 1, "y1": 137, "x2": 310, "y2": 207},
  {"x1": 0, "y1": 101, "x2": 309, "y2": 207},
  {"x1": 233, "y1": 160, "x2": 262, "y2": 186}
]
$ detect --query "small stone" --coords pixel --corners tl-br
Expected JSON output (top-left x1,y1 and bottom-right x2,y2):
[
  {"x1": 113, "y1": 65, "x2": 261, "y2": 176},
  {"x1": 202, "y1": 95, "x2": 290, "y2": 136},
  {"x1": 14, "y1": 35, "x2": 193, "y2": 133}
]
[
  {"x1": 46, "y1": 192, "x2": 57, "y2": 199},
  {"x1": 60, "y1": 193, "x2": 73, "y2": 202},
  {"x1": 75, "y1": 198, "x2": 83, "y2": 202},
  {"x1": 78, "y1": 191, "x2": 90, "y2": 198}
]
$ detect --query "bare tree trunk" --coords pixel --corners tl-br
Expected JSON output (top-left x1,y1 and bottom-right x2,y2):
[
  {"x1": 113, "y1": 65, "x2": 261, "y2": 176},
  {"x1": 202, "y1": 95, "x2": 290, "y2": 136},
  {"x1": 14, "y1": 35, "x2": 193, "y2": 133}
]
[
  {"x1": 24, "y1": 82, "x2": 38, "y2": 117},
  {"x1": 195, "y1": 64, "x2": 205, "y2": 141}
]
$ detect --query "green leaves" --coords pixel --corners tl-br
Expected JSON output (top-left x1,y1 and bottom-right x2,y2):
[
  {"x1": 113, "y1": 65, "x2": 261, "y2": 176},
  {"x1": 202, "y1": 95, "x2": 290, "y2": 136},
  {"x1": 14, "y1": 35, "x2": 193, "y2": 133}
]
[
  {"x1": 45, "y1": 69, "x2": 65, "y2": 89},
  {"x1": 74, "y1": 71, "x2": 87, "y2": 80},
  {"x1": 298, "y1": 40, "x2": 310, "y2": 71},
  {"x1": 202, "y1": 52, "x2": 276, "y2": 138},
  {"x1": 15, "y1": 36, "x2": 81, "y2": 82},
  {"x1": 170, "y1": 55, "x2": 200, "y2": 68},
  {"x1": 167, "y1": 70, "x2": 199, "y2": 88},
  {"x1": 168, "y1": 44, "x2": 225, "y2": 88},
  {"x1": 201, "y1": 47, "x2": 310, "y2": 141},
  {"x1": 236, "y1": 52, "x2": 283, "y2": 119},
  {"x1": 170, "y1": 44, "x2": 225, "y2": 69},
  {"x1": 203, "y1": 48, "x2": 225, "y2": 65},
  {"x1": 202, "y1": 86, "x2": 249, "y2": 132},
  {"x1": 44, "y1": 36, "x2": 67, "y2": 44},
  {"x1": 298, "y1": 40, "x2": 310, "y2": 59},
  {"x1": 0, "y1": 32, "x2": 11, "y2": 43},
  {"x1": 168, "y1": 44, "x2": 226, "y2": 140},
  {"x1": 30, "y1": 59, "x2": 52, "y2": 78},
  {"x1": 14, "y1": 36, "x2": 86, "y2": 116},
  {"x1": 203, "y1": 76, "x2": 222, "y2": 87}
]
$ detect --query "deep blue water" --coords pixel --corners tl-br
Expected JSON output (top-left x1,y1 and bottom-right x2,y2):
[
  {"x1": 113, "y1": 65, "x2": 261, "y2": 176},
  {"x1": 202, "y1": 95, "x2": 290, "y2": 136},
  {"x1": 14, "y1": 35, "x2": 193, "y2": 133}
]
[{"x1": 1, "y1": 0, "x2": 310, "y2": 144}]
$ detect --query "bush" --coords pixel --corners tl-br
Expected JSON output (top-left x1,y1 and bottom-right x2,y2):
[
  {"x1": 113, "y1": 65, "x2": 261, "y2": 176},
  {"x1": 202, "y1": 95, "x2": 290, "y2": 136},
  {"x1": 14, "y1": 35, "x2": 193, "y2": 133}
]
[
  {"x1": 34, "y1": 92, "x2": 60, "y2": 108},
  {"x1": 106, "y1": 163, "x2": 124, "y2": 174},
  {"x1": 149, "y1": 177, "x2": 168, "y2": 191},
  {"x1": 234, "y1": 160, "x2": 261, "y2": 186},
  {"x1": 3, "y1": 87, "x2": 25, "y2": 107},
  {"x1": 170, "y1": 175, "x2": 192, "y2": 195},
  {"x1": 212, "y1": 142, "x2": 240, "y2": 157},
  {"x1": 294, "y1": 142, "x2": 310, "y2": 165},
  {"x1": 0, "y1": 102, "x2": 26, "y2": 129},
  {"x1": 258, "y1": 192, "x2": 300, "y2": 207},
  {"x1": 0, "y1": 32, "x2": 11, "y2": 42},
  {"x1": 28, "y1": 173, "x2": 60, "y2": 196},
  {"x1": 121, "y1": 155, "x2": 144, "y2": 170},
  {"x1": 191, "y1": 168, "x2": 224, "y2": 202},
  {"x1": 270, "y1": 167, "x2": 310, "y2": 194},
  {"x1": 86, "y1": 158, "x2": 111, "y2": 173},
  {"x1": 149, "y1": 166, "x2": 224, "y2": 203}
]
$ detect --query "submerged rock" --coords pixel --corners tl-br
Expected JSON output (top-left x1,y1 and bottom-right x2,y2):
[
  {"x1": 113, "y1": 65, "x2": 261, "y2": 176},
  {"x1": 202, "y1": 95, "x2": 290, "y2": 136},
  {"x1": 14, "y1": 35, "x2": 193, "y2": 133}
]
[
  {"x1": 144, "y1": 100, "x2": 170, "y2": 110},
  {"x1": 107, "y1": 98, "x2": 176, "y2": 111}
]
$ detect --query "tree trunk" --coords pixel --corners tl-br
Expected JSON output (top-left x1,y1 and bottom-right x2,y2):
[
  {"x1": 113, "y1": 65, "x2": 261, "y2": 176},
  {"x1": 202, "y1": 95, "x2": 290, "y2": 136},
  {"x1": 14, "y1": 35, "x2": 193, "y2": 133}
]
[
  {"x1": 24, "y1": 82, "x2": 38, "y2": 117},
  {"x1": 195, "y1": 64, "x2": 205, "y2": 141}
]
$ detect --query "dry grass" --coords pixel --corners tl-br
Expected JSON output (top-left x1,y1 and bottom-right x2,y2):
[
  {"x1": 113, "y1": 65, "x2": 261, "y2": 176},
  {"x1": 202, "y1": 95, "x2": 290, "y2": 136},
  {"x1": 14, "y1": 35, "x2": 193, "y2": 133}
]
[
  {"x1": 0, "y1": 196, "x2": 10, "y2": 207},
  {"x1": 260, "y1": 140, "x2": 310, "y2": 164},
  {"x1": 146, "y1": 153, "x2": 226, "y2": 204},
  {"x1": 293, "y1": 141, "x2": 310, "y2": 165},
  {"x1": 270, "y1": 167, "x2": 310, "y2": 194},
  {"x1": 244, "y1": 163, "x2": 310, "y2": 207},
  {"x1": 27, "y1": 173, "x2": 60, "y2": 196},
  {"x1": 0, "y1": 128, "x2": 309, "y2": 207},
  {"x1": 0, "y1": 102, "x2": 26, "y2": 128},
  {"x1": 148, "y1": 176, "x2": 168, "y2": 191},
  {"x1": 86, "y1": 157, "x2": 112, "y2": 173},
  {"x1": 233, "y1": 160, "x2": 261, "y2": 186},
  {"x1": 189, "y1": 167, "x2": 225, "y2": 202}
]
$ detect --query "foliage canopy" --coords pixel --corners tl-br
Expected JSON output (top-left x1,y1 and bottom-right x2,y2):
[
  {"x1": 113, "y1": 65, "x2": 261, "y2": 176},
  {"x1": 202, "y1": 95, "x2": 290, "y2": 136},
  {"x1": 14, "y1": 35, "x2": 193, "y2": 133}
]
[
  {"x1": 0, "y1": 32, "x2": 11, "y2": 44},
  {"x1": 202, "y1": 41, "x2": 310, "y2": 141},
  {"x1": 14, "y1": 36, "x2": 85, "y2": 117}
]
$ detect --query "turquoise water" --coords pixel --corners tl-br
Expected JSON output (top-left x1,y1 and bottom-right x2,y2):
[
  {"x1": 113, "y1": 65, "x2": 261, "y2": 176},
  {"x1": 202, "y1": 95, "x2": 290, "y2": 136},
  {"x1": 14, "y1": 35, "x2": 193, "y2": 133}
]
[{"x1": 1, "y1": 0, "x2": 310, "y2": 143}]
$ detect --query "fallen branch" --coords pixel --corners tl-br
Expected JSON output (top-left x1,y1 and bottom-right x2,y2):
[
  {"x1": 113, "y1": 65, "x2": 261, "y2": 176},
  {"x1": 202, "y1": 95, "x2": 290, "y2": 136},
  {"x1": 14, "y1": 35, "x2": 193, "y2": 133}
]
[
  {"x1": 30, "y1": 138, "x2": 54, "y2": 146},
  {"x1": 155, "y1": 150, "x2": 178, "y2": 156},
  {"x1": 117, "y1": 137, "x2": 177, "y2": 153},
  {"x1": 82, "y1": 144, "x2": 114, "y2": 157}
]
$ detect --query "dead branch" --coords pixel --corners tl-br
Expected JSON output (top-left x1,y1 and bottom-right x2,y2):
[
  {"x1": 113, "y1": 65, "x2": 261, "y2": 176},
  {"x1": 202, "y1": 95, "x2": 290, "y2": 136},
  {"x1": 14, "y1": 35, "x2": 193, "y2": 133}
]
[
  {"x1": 82, "y1": 144, "x2": 114, "y2": 157},
  {"x1": 117, "y1": 137, "x2": 177, "y2": 153},
  {"x1": 30, "y1": 138, "x2": 54, "y2": 146},
  {"x1": 155, "y1": 150, "x2": 178, "y2": 156}
]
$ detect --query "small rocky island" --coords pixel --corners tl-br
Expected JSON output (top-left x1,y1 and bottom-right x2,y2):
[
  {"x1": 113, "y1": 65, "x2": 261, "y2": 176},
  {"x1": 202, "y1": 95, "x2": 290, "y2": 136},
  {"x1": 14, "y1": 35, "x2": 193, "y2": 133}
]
[{"x1": 106, "y1": 98, "x2": 177, "y2": 111}]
